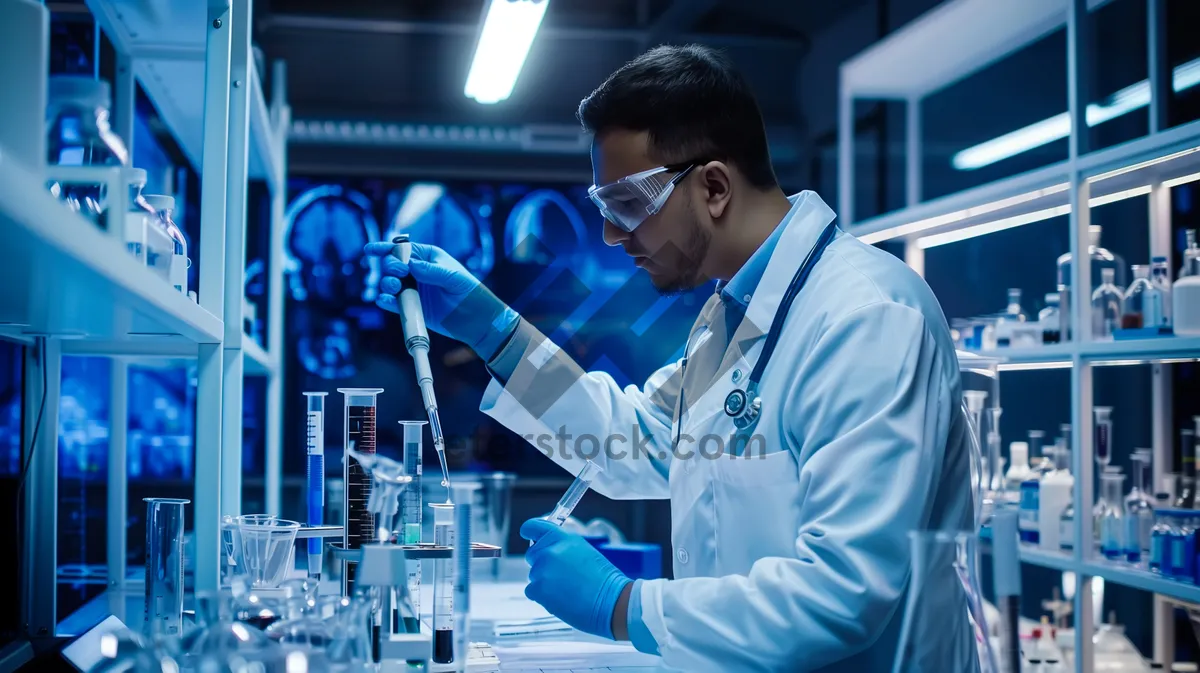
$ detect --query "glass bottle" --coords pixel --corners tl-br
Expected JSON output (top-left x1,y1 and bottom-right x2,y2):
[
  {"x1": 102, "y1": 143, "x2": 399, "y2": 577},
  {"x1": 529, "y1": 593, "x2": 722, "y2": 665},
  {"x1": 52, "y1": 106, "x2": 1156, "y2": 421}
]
[
  {"x1": 1095, "y1": 468, "x2": 1125, "y2": 560},
  {"x1": 1091, "y1": 268, "x2": 1124, "y2": 339},
  {"x1": 1060, "y1": 500, "x2": 1075, "y2": 552},
  {"x1": 145, "y1": 194, "x2": 189, "y2": 294},
  {"x1": 1057, "y1": 224, "x2": 1127, "y2": 339},
  {"x1": 45, "y1": 75, "x2": 130, "y2": 229},
  {"x1": 1124, "y1": 451, "x2": 1154, "y2": 563},
  {"x1": 1169, "y1": 512, "x2": 1196, "y2": 582},
  {"x1": 125, "y1": 168, "x2": 156, "y2": 266},
  {"x1": 1152, "y1": 256, "x2": 1173, "y2": 328},
  {"x1": 1094, "y1": 406, "x2": 1113, "y2": 468},
  {"x1": 1122, "y1": 265, "x2": 1162, "y2": 330},
  {"x1": 1150, "y1": 498, "x2": 1172, "y2": 573},
  {"x1": 1176, "y1": 428, "x2": 1196, "y2": 510},
  {"x1": 1039, "y1": 293, "x2": 1061, "y2": 344},
  {"x1": 1179, "y1": 230, "x2": 1199, "y2": 279}
]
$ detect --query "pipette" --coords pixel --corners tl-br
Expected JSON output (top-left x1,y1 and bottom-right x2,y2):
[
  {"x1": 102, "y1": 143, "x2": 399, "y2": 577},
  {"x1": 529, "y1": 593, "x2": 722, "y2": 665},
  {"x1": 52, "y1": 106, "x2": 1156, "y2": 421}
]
[
  {"x1": 390, "y1": 234, "x2": 453, "y2": 498},
  {"x1": 546, "y1": 460, "x2": 604, "y2": 526}
]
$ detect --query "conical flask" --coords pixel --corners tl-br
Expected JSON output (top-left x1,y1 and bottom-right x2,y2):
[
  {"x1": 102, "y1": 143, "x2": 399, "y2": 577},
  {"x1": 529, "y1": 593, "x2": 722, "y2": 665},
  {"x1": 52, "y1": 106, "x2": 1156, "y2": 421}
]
[{"x1": 891, "y1": 530, "x2": 999, "y2": 673}]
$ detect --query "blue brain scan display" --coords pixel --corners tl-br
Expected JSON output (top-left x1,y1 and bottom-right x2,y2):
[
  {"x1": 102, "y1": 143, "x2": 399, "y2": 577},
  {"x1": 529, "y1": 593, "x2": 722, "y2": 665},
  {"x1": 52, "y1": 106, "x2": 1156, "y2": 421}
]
[{"x1": 386, "y1": 182, "x2": 496, "y2": 278}]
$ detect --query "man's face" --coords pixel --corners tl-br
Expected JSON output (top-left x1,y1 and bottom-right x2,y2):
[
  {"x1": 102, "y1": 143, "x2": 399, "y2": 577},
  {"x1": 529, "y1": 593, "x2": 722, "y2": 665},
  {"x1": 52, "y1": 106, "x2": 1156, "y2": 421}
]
[{"x1": 591, "y1": 130, "x2": 712, "y2": 295}]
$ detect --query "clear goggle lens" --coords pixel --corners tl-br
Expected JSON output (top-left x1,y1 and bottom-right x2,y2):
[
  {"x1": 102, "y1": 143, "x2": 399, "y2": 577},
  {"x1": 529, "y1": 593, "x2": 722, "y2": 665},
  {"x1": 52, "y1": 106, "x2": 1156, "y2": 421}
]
[{"x1": 587, "y1": 165, "x2": 695, "y2": 232}]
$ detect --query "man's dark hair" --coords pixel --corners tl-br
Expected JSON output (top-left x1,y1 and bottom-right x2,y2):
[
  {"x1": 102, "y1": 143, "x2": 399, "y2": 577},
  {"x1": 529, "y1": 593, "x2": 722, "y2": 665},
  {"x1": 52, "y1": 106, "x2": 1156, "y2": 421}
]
[{"x1": 577, "y1": 44, "x2": 778, "y2": 190}]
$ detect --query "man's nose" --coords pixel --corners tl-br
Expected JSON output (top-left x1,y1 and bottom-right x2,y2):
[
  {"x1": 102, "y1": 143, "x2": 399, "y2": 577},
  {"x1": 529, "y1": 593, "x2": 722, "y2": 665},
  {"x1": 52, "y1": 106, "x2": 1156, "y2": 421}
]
[{"x1": 602, "y1": 219, "x2": 629, "y2": 247}]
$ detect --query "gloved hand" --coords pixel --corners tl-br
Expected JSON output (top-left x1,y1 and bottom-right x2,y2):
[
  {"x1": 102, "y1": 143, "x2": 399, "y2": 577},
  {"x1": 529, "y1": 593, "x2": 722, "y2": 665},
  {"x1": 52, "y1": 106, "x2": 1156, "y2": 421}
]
[
  {"x1": 363, "y1": 241, "x2": 519, "y2": 358},
  {"x1": 521, "y1": 517, "x2": 632, "y2": 640}
]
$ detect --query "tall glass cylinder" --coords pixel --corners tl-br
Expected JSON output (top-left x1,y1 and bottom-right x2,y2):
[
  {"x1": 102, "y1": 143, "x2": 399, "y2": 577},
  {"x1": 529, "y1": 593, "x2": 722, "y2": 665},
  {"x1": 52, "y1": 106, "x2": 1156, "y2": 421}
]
[
  {"x1": 1097, "y1": 470, "x2": 1125, "y2": 560},
  {"x1": 479, "y1": 472, "x2": 516, "y2": 580},
  {"x1": 452, "y1": 484, "x2": 479, "y2": 672},
  {"x1": 144, "y1": 497, "x2": 189, "y2": 638},
  {"x1": 399, "y1": 420, "x2": 425, "y2": 634},
  {"x1": 431, "y1": 503, "x2": 455, "y2": 664},
  {"x1": 1125, "y1": 450, "x2": 1154, "y2": 563},
  {"x1": 337, "y1": 387, "x2": 384, "y2": 597},
  {"x1": 304, "y1": 392, "x2": 328, "y2": 579}
]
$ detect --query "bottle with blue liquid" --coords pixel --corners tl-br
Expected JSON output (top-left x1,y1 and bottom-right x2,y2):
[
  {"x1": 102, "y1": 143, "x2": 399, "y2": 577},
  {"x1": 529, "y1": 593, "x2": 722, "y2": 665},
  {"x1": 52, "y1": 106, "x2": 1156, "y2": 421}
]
[
  {"x1": 1095, "y1": 469, "x2": 1125, "y2": 560},
  {"x1": 1149, "y1": 500, "x2": 1172, "y2": 574},
  {"x1": 1169, "y1": 512, "x2": 1196, "y2": 582}
]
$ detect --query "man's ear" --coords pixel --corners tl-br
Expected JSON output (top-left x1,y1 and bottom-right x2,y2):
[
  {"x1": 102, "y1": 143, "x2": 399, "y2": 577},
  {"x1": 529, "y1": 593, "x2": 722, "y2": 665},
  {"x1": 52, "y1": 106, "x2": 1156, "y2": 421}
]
[{"x1": 698, "y1": 161, "x2": 732, "y2": 221}]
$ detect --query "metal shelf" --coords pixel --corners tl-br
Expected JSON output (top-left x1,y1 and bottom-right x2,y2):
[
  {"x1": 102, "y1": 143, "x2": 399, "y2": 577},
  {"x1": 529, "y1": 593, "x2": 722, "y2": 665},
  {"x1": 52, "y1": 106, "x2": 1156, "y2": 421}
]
[
  {"x1": 83, "y1": 0, "x2": 283, "y2": 192},
  {"x1": 961, "y1": 337, "x2": 1200, "y2": 369},
  {"x1": 1015, "y1": 544, "x2": 1200, "y2": 606},
  {"x1": 850, "y1": 117, "x2": 1200, "y2": 243},
  {"x1": 0, "y1": 156, "x2": 222, "y2": 344}
]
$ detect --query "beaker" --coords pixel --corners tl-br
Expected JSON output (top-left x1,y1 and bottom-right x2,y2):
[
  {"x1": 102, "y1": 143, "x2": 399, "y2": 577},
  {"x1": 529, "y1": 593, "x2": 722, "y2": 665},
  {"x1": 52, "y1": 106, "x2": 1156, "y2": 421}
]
[
  {"x1": 1093, "y1": 406, "x2": 1113, "y2": 468},
  {"x1": 239, "y1": 517, "x2": 300, "y2": 588},
  {"x1": 337, "y1": 387, "x2": 383, "y2": 597},
  {"x1": 144, "y1": 497, "x2": 189, "y2": 638},
  {"x1": 431, "y1": 502, "x2": 456, "y2": 664},
  {"x1": 1096, "y1": 469, "x2": 1125, "y2": 560},
  {"x1": 890, "y1": 530, "x2": 999, "y2": 673},
  {"x1": 477, "y1": 472, "x2": 516, "y2": 579},
  {"x1": 304, "y1": 391, "x2": 328, "y2": 579}
]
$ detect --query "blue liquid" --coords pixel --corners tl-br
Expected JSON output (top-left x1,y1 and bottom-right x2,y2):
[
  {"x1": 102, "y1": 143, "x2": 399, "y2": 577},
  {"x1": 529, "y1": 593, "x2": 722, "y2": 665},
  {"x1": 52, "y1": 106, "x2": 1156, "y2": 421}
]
[
  {"x1": 1168, "y1": 531, "x2": 1196, "y2": 581},
  {"x1": 307, "y1": 453, "x2": 324, "y2": 556},
  {"x1": 1150, "y1": 530, "x2": 1168, "y2": 573}
]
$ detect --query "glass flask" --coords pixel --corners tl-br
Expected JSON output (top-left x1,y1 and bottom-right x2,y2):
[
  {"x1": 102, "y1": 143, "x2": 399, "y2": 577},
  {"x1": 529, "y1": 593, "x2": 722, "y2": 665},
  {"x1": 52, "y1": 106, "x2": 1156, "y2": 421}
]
[
  {"x1": 1038, "y1": 293, "x2": 1062, "y2": 344},
  {"x1": 890, "y1": 530, "x2": 999, "y2": 673},
  {"x1": 1150, "y1": 501, "x2": 1172, "y2": 573},
  {"x1": 181, "y1": 590, "x2": 276, "y2": 663},
  {"x1": 45, "y1": 76, "x2": 129, "y2": 229},
  {"x1": 1122, "y1": 265, "x2": 1163, "y2": 330},
  {"x1": 1151, "y1": 255, "x2": 1173, "y2": 328},
  {"x1": 1057, "y1": 224, "x2": 1127, "y2": 339},
  {"x1": 1091, "y1": 268, "x2": 1124, "y2": 339},
  {"x1": 1095, "y1": 469, "x2": 1126, "y2": 560},
  {"x1": 1124, "y1": 451, "x2": 1154, "y2": 564}
]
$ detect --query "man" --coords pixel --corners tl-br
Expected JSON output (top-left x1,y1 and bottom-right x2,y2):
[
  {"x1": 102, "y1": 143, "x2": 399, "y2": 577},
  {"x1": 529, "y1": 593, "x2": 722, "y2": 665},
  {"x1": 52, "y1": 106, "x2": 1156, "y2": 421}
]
[{"x1": 366, "y1": 45, "x2": 974, "y2": 672}]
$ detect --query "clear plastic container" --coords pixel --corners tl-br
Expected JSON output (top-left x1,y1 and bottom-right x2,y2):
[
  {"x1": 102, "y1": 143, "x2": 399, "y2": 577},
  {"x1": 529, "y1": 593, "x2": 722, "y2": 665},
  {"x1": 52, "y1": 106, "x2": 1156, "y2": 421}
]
[
  {"x1": 144, "y1": 194, "x2": 189, "y2": 294},
  {"x1": 45, "y1": 76, "x2": 129, "y2": 229},
  {"x1": 1057, "y1": 225, "x2": 1126, "y2": 339},
  {"x1": 1175, "y1": 273, "x2": 1200, "y2": 337},
  {"x1": 238, "y1": 517, "x2": 300, "y2": 588},
  {"x1": 1091, "y1": 268, "x2": 1124, "y2": 339},
  {"x1": 125, "y1": 169, "x2": 156, "y2": 266},
  {"x1": 1123, "y1": 264, "x2": 1164, "y2": 329},
  {"x1": 1152, "y1": 256, "x2": 1173, "y2": 328}
]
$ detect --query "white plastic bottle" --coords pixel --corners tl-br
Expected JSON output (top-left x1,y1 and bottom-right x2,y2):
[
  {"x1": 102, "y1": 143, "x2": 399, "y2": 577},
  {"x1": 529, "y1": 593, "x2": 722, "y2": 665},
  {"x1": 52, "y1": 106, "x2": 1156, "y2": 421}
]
[
  {"x1": 1175, "y1": 273, "x2": 1200, "y2": 336},
  {"x1": 1040, "y1": 447, "x2": 1074, "y2": 551}
]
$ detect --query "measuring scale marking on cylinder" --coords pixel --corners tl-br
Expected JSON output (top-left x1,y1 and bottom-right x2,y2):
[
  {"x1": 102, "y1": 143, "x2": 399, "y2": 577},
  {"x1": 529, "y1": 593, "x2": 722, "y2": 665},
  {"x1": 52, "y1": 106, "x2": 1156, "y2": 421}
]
[
  {"x1": 431, "y1": 502, "x2": 456, "y2": 664},
  {"x1": 304, "y1": 392, "x2": 328, "y2": 579},
  {"x1": 400, "y1": 420, "x2": 426, "y2": 635},
  {"x1": 338, "y1": 387, "x2": 383, "y2": 597}
]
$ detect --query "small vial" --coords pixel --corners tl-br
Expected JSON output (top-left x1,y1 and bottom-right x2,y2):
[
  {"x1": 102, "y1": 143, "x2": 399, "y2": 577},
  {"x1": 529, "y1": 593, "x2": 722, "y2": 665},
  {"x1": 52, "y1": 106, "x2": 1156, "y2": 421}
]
[
  {"x1": 547, "y1": 460, "x2": 604, "y2": 526},
  {"x1": 1093, "y1": 407, "x2": 1113, "y2": 468},
  {"x1": 431, "y1": 502, "x2": 455, "y2": 664}
]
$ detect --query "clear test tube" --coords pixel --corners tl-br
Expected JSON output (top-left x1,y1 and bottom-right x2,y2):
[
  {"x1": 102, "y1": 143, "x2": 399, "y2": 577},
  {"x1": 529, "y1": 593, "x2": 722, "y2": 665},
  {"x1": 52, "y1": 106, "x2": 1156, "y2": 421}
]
[
  {"x1": 1094, "y1": 406, "x2": 1113, "y2": 467},
  {"x1": 400, "y1": 420, "x2": 426, "y2": 635},
  {"x1": 304, "y1": 392, "x2": 328, "y2": 579},
  {"x1": 548, "y1": 460, "x2": 604, "y2": 526},
  {"x1": 452, "y1": 483, "x2": 479, "y2": 672},
  {"x1": 964, "y1": 391, "x2": 988, "y2": 485},
  {"x1": 144, "y1": 497, "x2": 190, "y2": 638},
  {"x1": 431, "y1": 502, "x2": 455, "y2": 664},
  {"x1": 986, "y1": 407, "x2": 1003, "y2": 493},
  {"x1": 337, "y1": 387, "x2": 384, "y2": 597}
]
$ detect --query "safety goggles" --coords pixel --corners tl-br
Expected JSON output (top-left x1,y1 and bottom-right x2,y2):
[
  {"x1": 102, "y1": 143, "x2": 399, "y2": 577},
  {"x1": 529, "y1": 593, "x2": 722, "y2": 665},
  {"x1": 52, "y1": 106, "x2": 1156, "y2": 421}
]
[{"x1": 586, "y1": 161, "x2": 704, "y2": 232}]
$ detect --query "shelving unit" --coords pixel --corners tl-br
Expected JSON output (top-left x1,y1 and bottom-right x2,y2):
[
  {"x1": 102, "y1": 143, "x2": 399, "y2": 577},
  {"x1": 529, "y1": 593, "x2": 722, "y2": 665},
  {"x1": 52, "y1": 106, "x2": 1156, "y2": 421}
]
[
  {"x1": 841, "y1": 0, "x2": 1199, "y2": 669},
  {"x1": 12, "y1": 0, "x2": 289, "y2": 639}
]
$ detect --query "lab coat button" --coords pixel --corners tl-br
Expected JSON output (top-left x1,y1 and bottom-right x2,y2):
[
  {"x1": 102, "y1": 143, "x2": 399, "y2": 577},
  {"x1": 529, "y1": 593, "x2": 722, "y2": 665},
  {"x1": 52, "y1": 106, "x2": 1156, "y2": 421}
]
[
  {"x1": 677, "y1": 547, "x2": 689, "y2": 564},
  {"x1": 731, "y1": 368, "x2": 742, "y2": 383}
]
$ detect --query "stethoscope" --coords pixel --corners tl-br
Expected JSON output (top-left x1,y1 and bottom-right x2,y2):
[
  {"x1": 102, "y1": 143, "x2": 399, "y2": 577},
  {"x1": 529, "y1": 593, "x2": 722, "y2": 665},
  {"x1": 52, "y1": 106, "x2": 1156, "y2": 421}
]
[{"x1": 674, "y1": 219, "x2": 841, "y2": 442}]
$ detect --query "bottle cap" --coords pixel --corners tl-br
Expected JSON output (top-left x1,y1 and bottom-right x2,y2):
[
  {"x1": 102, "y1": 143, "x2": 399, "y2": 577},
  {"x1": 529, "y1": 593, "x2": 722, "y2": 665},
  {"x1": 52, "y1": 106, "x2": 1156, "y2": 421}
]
[
  {"x1": 127, "y1": 167, "x2": 147, "y2": 186},
  {"x1": 1153, "y1": 256, "x2": 1168, "y2": 263},
  {"x1": 1010, "y1": 442, "x2": 1028, "y2": 465}
]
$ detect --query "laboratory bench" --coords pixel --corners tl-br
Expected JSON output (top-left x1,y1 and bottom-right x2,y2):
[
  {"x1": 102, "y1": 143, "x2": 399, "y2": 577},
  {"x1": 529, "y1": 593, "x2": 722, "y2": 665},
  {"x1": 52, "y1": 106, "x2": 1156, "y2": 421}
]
[{"x1": 57, "y1": 557, "x2": 667, "y2": 673}]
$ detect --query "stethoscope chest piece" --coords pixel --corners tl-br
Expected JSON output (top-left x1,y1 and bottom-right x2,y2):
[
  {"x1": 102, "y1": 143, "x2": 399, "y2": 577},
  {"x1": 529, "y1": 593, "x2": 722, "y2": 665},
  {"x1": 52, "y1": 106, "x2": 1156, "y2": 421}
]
[{"x1": 724, "y1": 387, "x2": 762, "y2": 430}]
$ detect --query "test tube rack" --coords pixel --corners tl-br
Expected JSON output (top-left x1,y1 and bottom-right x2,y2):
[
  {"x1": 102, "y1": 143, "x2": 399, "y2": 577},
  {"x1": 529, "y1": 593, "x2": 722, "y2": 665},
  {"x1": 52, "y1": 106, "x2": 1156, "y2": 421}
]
[{"x1": 328, "y1": 542, "x2": 502, "y2": 562}]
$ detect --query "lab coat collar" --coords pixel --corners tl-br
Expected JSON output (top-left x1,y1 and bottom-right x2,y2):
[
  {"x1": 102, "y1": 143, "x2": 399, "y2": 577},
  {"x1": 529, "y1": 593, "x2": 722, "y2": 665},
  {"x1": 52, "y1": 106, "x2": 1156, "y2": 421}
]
[{"x1": 728, "y1": 191, "x2": 839, "y2": 353}]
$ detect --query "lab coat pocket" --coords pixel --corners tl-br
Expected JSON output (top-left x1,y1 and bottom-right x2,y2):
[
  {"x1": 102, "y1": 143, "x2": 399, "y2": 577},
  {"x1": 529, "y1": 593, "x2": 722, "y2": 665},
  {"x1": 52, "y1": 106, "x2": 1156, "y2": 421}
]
[{"x1": 711, "y1": 449, "x2": 802, "y2": 574}]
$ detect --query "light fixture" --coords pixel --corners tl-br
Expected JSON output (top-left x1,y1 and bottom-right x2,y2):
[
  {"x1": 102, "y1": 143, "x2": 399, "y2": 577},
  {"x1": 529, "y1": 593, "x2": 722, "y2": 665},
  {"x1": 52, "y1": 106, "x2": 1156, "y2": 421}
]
[
  {"x1": 464, "y1": 0, "x2": 550, "y2": 105},
  {"x1": 953, "y1": 56, "x2": 1200, "y2": 171}
]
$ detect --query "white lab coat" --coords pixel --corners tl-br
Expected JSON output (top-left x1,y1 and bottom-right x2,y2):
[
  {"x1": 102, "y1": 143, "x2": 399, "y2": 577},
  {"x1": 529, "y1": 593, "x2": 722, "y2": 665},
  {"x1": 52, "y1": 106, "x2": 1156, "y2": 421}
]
[{"x1": 480, "y1": 192, "x2": 975, "y2": 672}]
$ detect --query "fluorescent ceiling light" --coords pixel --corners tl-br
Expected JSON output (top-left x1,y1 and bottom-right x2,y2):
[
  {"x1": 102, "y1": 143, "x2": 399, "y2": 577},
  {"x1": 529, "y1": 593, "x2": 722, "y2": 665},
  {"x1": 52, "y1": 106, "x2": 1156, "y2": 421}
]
[
  {"x1": 953, "y1": 56, "x2": 1200, "y2": 171},
  {"x1": 997, "y1": 361, "x2": 1072, "y2": 371},
  {"x1": 464, "y1": 0, "x2": 549, "y2": 105}
]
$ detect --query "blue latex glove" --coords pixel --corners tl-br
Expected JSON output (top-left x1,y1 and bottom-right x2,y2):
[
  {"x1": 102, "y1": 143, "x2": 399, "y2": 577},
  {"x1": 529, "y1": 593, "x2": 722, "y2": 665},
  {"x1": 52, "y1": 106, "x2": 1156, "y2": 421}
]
[
  {"x1": 363, "y1": 241, "x2": 518, "y2": 358},
  {"x1": 521, "y1": 517, "x2": 632, "y2": 640}
]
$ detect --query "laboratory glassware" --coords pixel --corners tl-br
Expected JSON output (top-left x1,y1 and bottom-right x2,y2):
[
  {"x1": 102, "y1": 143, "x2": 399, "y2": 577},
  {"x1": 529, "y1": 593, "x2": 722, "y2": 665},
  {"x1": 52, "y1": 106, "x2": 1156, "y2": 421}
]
[
  {"x1": 1007, "y1": 441, "x2": 1030, "y2": 493},
  {"x1": 478, "y1": 472, "x2": 517, "y2": 579},
  {"x1": 346, "y1": 446, "x2": 412, "y2": 543},
  {"x1": 431, "y1": 502, "x2": 456, "y2": 664},
  {"x1": 143, "y1": 497, "x2": 189, "y2": 638},
  {"x1": 1040, "y1": 444, "x2": 1073, "y2": 551},
  {"x1": 304, "y1": 392, "x2": 328, "y2": 579},
  {"x1": 400, "y1": 419, "x2": 426, "y2": 633},
  {"x1": 1060, "y1": 500, "x2": 1075, "y2": 552},
  {"x1": 1169, "y1": 512, "x2": 1196, "y2": 582},
  {"x1": 1181, "y1": 230, "x2": 1200, "y2": 278},
  {"x1": 239, "y1": 517, "x2": 301, "y2": 588},
  {"x1": 1150, "y1": 502, "x2": 1172, "y2": 574},
  {"x1": 1176, "y1": 428, "x2": 1196, "y2": 509},
  {"x1": 1174, "y1": 271, "x2": 1200, "y2": 336},
  {"x1": 1039, "y1": 293, "x2": 1062, "y2": 344},
  {"x1": 986, "y1": 407, "x2": 1003, "y2": 493},
  {"x1": 547, "y1": 460, "x2": 604, "y2": 526},
  {"x1": 1091, "y1": 268, "x2": 1124, "y2": 339},
  {"x1": 963, "y1": 392, "x2": 988, "y2": 490},
  {"x1": 1123, "y1": 264, "x2": 1163, "y2": 329},
  {"x1": 1094, "y1": 406, "x2": 1113, "y2": 468},
  {"x1": 1124, "y1": 450, "x2": 1154, "y2": 563},
  {"x1": 1015, "y1": 445, "x2": 1039, "y2": 544},
  {"x1": 1056, "y1": 224, "x2": 1126, "y2": 339},
  {"x1": 890, "y1": 530, "x2": 999, "y2": 673},
  {"x1": 1152, "y1": 255, "x2": 1173, "y2": 328},
  {"x1": 1027, "y1": 430, "x2": 1047, "y2": 474},
  {"x1": 144, "y1": 195, "x2": 189, "y2": 295},
  {"x1": 338, "y1": 387, "x2": 384, "y2": 597},
  {"x1": 45, "y1": 76, "x2": 129, "y2": 229},
  {"x1": 118, "y1": 168, "x2": 152, "y2": 265},
  {"x1": 1096, "y1": 470, "x2": 1125, "y2": 560},
  {"x1": 452, "y1": 483, "x2": 479, "y2": 671}
]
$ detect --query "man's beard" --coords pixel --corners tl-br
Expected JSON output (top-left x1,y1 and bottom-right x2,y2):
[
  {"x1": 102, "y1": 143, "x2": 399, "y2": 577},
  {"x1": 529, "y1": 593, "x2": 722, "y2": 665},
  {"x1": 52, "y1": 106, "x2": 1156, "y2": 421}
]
[{"x1": 648, "y1": 211, "x2": 712, "y2": 297}]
